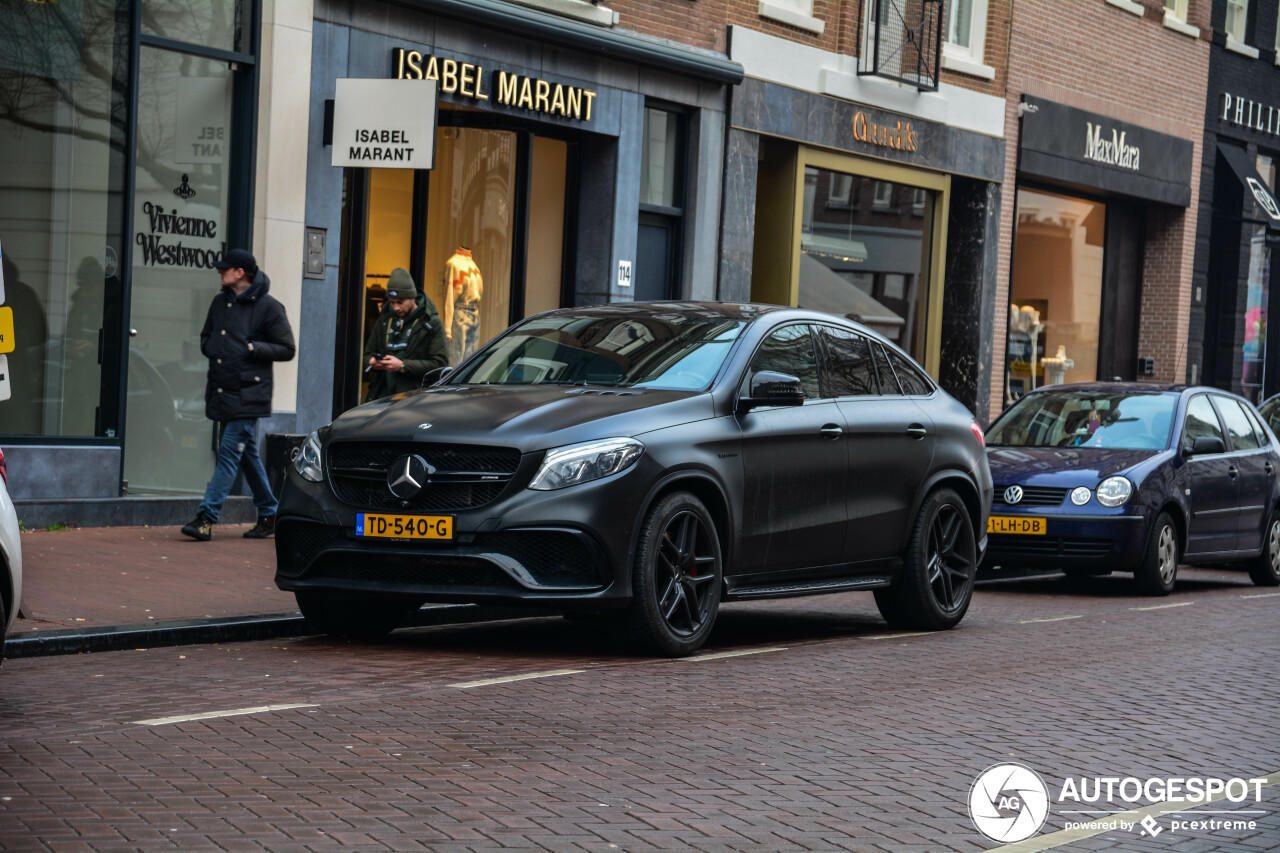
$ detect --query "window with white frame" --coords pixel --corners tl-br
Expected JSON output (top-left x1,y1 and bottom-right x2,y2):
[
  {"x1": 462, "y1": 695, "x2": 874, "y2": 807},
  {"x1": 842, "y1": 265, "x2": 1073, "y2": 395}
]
[
  {"x1": 942, "y1": 0, "x2": 991, "y2": 76},
  {"x1": 1164, "y1": 0, "x2": 1188, "y2": 21},
  {"x1": 758, "y1": 0, "x2": 824, "y2": 34},
  {"x1": 1225, "y1": 0, "x2": 1249, "y2": 43},
  {"x1": 873, "y1": 182, "x2": 893, "y2": 211},
  {"x1": 828, "y1": 173, "x2": 854, "y2": 208},
  {"x1": 912, "y1": 188, "x2": 927, "y2": 216}
]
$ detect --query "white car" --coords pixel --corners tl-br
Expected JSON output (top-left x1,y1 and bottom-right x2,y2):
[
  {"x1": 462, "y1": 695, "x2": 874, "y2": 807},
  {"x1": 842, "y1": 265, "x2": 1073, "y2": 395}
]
[{"x1": 0, "y1": 446, "x2": 22, "y2": 662}]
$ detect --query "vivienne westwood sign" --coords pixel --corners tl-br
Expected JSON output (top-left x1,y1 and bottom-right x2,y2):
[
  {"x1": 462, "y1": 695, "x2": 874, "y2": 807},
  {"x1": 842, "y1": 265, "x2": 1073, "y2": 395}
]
[{"x1": 1019, "y1": 96, "x2": 1192, "y2": 207}]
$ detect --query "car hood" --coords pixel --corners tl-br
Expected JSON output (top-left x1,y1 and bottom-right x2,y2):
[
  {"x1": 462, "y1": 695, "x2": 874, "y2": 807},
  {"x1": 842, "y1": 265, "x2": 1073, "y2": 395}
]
[
  {"x1": 327, "y1": 385, "x2": 714, "y2": 449},
  {"x1": 986, "y1": 447, "x2": 1160, "y2": 484}
]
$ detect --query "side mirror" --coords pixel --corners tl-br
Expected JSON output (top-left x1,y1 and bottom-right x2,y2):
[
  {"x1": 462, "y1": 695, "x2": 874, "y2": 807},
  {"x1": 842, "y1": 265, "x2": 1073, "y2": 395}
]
[
  {"x1": 1186, "y1": 435, "x2": 1226, "y2": 456},
  {"x1": 739, "y1": 371, "x2": 805, "y2": 412},
  {"x1": 421, "y1": 366, "x2": 454, "y2": 387}
]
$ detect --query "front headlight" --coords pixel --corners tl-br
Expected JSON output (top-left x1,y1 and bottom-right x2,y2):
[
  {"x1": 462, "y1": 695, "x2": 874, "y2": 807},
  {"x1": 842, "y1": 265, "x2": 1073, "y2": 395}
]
[
  {"x1": 292, "y1": 430, "x2": 324, "y2": 483},
  {"x1": 528, "y1": 438, "x2": 644, "y2": 491},
  {"x1": 1070, "y1": 486, "x2": 1091, "y2": 506},
  {"x1": 1096, "y1": 476, "x2": 1133, "y2": 507}
]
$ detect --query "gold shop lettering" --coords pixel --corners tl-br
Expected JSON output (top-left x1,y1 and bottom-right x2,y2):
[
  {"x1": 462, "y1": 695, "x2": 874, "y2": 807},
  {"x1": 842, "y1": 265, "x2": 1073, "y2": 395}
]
[
  {"x1": 853, "y1": 112, "x2": 918, "y2": 152},
  {"x1": 393, "y1": 48, "x2": 597, "y2": 122}
]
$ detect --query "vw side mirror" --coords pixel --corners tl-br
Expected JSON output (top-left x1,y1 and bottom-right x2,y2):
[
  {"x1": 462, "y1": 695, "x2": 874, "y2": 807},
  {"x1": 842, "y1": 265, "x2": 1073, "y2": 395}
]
[
  {"x1": 421, "y1": 366, "x2": 454, "y2": 387},
  {"x1": 1186, "y1": 435, "x2": 1226, "y2": 456},
  {"x1": 739, "y1": 371, "x2": 805, "y2": 412}
]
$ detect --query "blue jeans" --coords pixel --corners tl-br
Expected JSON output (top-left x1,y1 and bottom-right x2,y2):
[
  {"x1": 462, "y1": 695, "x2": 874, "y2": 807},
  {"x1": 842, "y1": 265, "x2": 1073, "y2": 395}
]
[{"x1": 197, "y1": 418, "x2": 277, "y2": 522}]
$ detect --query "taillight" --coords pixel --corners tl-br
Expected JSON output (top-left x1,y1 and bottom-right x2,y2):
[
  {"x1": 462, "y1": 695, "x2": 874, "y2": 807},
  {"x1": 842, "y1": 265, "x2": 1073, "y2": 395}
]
[
  {"x1": 970, "y1": 422, "x2": 985, "y2": 448},
  {"x1": 0, "y1": 447, "x2": 7, "y2": 484}
]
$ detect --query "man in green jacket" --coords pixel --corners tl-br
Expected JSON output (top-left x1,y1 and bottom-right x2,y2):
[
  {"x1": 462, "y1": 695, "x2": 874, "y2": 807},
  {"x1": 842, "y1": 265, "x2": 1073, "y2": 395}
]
[{"x1": 364, "y1": 267, "x2": 448, "y2": 401}]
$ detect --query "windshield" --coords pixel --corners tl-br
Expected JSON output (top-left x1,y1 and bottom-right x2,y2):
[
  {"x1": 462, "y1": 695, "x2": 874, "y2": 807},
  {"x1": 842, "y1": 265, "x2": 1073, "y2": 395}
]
[
  {"x1": 448, "y1": 310, "x2": 744, "y2": 390},
  {"x1": 988, "y1": 391, "x2": 1177, "y2": 450}
]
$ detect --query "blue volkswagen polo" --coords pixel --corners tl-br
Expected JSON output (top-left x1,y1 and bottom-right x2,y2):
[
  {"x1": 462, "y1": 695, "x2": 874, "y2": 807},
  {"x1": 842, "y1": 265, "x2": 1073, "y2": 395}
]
[{"x1": 983, "y1": 383, "x2": 1280, "y2": 594}]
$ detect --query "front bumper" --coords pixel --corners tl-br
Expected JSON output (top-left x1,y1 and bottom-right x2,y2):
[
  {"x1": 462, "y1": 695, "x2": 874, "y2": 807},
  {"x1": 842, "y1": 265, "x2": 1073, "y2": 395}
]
[
  {"x1": 274, "y1": 450, "x2": 659, "y2": 608},
  {"x1": 983, "y1": 512, "x2": 1150, "y2": 571}
]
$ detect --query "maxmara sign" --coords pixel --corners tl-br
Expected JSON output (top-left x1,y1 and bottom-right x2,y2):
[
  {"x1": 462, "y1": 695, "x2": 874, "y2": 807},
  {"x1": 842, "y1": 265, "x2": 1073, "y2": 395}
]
[{"x1": 1084, "y1": 121, "x2": 1140, "y2": 171}]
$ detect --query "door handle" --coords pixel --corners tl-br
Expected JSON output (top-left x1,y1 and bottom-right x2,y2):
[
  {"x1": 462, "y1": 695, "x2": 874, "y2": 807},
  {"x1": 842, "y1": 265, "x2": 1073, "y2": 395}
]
[
  {"x1": 1228, "y1": 465, "x2": 1239, "y2": 479},
  {"x1": 819, "y1": 424, "x2": 843, "y2": 439},
  {"x1": 1266, "y1": 462, "x2": 1274, "y2": 476},
  {"x1": 906, "y1": 425, "x2": 928, "y2": 439}
]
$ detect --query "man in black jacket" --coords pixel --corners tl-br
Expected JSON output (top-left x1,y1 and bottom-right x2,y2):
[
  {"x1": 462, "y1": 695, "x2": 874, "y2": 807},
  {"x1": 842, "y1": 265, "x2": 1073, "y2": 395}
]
[
  {"x1": 364, "y1": 267, "x2": 448, "y2": 401},
  {"x1": 182, "y1": 249, "x2": 296, "y2": 541}
]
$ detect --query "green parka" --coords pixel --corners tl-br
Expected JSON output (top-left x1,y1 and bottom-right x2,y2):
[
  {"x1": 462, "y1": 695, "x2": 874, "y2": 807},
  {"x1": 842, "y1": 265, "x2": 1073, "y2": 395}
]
[{"x1": 363, "y1": 293, "x2": 448, "y2": 400}]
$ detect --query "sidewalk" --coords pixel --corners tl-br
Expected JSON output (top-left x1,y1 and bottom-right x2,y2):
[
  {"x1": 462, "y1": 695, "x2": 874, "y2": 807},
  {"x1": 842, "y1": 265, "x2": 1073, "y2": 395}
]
[{"x1": 6, "y1": 524, "x2": 525, "y2": 659}]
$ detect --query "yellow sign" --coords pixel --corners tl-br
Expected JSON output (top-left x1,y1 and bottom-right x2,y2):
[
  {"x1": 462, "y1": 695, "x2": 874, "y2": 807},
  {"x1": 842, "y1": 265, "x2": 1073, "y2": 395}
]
[
  {"x1": 0, "y1": 307, "x2": 13, "y2": 355},
  {"x1": 853, "y1": 111, "x2": 919, "y2": 152},
  {"x1": 987, "y1": 515, "x2": 1047, "y2": 535}
]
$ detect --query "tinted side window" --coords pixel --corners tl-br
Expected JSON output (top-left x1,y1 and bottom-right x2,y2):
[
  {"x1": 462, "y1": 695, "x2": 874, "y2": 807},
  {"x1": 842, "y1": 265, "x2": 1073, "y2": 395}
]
[
  {"x1": 1245, "y1": 406, "x2": 1273, "y2": 447},
  {"x1": 1215, "y1": 397, "x2": 1261, "y2": 451},
  {"x1": 882, "y1": 347, "x2": 934, "y2": 396},
  {"x1": 818, "y1": 327, "x2": 878, "y2": 396},
  {"x1": 749, "y1": 324, "x2": 821, "y2": 399},
  {"x1": 1184, "y1": 395, "x2": 1224, "y2": 444},
  {"x1": 871, "y1": 342, "x2": 901, "y2": 395}
]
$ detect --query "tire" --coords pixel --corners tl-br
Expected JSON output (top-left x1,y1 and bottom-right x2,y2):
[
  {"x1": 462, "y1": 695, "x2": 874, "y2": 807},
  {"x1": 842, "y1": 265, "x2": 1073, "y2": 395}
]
[
  {"x1": 1135, "y1": 512, "x2": 1178, "y2": 596},
  {"x1": 875, "y1": 488, "x2": 977, "y2": 630},
  {"x1": 616, "y1": 491, "x2": 723, "y2": 656},
  {"x1": 1248, "y1": 510, "x2": 1280, "y2": 587},
  {"x1": 295, "y1": 590, "x2": 416, "y2": 638}
]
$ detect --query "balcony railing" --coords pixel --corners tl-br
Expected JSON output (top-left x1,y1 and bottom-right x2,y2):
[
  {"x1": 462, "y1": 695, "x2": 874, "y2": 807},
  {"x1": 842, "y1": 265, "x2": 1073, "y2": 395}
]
[{"x1": 858, "y1": 0, "x2": 944, "y2": 92}]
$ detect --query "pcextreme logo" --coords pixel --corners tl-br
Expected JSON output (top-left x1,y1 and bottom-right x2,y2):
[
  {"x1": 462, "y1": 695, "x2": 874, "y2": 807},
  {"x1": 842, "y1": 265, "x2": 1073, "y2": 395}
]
[{"x1": 967, "y1": 763, "x2": 1270, "y2": 843}]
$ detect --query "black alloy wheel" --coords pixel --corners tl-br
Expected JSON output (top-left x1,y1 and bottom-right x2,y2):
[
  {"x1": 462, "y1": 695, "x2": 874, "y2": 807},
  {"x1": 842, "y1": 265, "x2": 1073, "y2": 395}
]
[
  {"x1": 1248, "y1": 510, "x2": 1280, "y2": 587},
  {"x1": 875, "y1": 487, "x2": 977, "y2": 630},
  {"x1": 618, "y1": 491, "x2": 723, "y2": 656}
]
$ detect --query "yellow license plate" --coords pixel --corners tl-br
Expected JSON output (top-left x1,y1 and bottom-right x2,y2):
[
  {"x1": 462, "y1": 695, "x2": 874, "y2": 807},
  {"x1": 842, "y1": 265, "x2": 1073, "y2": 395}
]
[
  {"x1": 987, "y1": 515, "x2": 1047, "y2": 535},
  {"x1": 356, "y1": 513, "x2": 453, "y2": 540}
]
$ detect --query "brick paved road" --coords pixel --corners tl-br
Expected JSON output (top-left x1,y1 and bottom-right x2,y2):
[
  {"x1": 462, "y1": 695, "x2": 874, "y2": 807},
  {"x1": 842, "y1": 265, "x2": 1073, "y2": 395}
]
[{"x1": 0, "y1": 568, "x2": 1276, "y2": 851}]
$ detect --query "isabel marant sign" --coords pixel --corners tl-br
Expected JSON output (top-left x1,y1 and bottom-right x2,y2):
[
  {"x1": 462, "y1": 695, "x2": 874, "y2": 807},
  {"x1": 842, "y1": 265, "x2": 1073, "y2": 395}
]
[
  {"x1": 1019, "y1": 95, "x2": 1192, "y2": 208},
  {"x1": 331, "y1": 78, "x2": 438, "y2": 169}
]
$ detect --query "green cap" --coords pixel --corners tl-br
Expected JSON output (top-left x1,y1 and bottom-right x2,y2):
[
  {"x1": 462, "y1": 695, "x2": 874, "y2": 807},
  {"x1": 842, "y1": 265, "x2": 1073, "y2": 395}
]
[{"x1": 386, "y1": 267, "x2": 419, "y2": 300}]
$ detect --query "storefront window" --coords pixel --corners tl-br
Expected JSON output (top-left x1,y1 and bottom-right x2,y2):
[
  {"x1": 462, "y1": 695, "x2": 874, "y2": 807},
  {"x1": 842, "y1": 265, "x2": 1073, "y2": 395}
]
[
  {"x1": 141, "y1": 0, "x2": 247, "y2": 53},
  {"x1": 124, "y1": 47, "x2": 235, "y2": 494},
  {"x1": 0, "y1": 0, "x2": 127, "y2": 437},
  {"x1": 1006, "y1": 188, "x2": 1105, "y2": 402},
  {"x1": 797, "y1": 167, "x2": 933, "y2": 357},
  {"x1": 1239, "y1": 155, "x2": 1274, "y2": 404},
  {"x1": 425, "y1": 126, "x2": 515, "y2": 366}
]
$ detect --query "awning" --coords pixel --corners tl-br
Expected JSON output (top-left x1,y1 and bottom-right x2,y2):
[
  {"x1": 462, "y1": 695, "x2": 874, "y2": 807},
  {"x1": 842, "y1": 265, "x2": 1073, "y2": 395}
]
[{"x1": 1218, "y1": 144, "x2": 1280, "y2": 231}]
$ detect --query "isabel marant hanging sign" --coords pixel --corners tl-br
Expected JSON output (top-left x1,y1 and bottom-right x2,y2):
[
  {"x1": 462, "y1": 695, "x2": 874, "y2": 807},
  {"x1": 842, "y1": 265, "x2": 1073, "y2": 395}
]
[{"x1": 331, "y1": 78, "x2": 439, "y2": 169}]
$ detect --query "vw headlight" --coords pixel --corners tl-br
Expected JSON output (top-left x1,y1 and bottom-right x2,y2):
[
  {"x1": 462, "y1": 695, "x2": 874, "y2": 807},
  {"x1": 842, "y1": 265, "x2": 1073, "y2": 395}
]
[
  {"x1": 1096, "y1": 476, "x2": 1132, "y2": 508},
  {"x1": 1070, "y1": 486, "x2": 1091, "y2": 506},
  {"x1": 529, "y1": 438, "x2": 644, "y2": 491},
  {"x1": 292, "y1": 430, "x2": 324, "y2": 483}
]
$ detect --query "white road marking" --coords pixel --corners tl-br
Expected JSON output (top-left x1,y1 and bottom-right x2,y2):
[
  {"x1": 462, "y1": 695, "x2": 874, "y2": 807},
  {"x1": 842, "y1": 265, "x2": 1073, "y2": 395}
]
[
  {"x1": 132, "y1": 703, "x2": 317, "y2": 726},
  {"x1": 448, "y1": 669, "x2": 584, "y2": 689},
  {"x1": 861, "y1": 631, "x2": 934, "y2": 640},
  {"x1": 682, "y1": 647, "x2": 788, "y2": 662},
  {"x1": 1018, "y1": 615, "x2": 1084, "y2": 624},
  {"x1": 1241, "y1": 592, "x2": 1280, "y2": 599},
  {"x1": 994, "y1": 770, "x2": 1279, "y2": 852},
  {"x1": 1131, "y1": 601, "x2": 1193, "y2": 611}
]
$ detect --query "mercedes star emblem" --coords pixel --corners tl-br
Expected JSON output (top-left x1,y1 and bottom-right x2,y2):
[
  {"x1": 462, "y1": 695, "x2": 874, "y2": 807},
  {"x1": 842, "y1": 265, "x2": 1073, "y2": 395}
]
[
  {"x1": 387, "y1": 454, "x2": 432, "y2": 499},
  {"x1": 1003, "y1": 485, "x2": 1024, "y2": 505}
]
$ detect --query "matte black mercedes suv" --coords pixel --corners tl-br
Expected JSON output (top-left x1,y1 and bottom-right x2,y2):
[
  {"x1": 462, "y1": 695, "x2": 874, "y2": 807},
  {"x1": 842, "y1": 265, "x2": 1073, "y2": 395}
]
[{"x1": 276, "y1": 303, "x2": 992, "y2": 655}]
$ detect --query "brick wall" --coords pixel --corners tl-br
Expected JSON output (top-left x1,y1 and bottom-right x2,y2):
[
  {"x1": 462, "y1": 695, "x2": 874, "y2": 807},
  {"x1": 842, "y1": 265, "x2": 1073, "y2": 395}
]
[
  {"x1": 990, "y1": 0, "x2": 1210, "y2": 420},
  {"x1": 607, "y1": 0, "x2": 1011, "y2": 95}
]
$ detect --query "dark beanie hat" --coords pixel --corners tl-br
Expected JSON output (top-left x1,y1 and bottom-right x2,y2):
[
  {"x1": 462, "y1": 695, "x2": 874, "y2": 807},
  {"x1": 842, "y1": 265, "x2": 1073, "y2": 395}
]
[{"x1": 386, "y1": 267, "x2": 419, "y2": 299}]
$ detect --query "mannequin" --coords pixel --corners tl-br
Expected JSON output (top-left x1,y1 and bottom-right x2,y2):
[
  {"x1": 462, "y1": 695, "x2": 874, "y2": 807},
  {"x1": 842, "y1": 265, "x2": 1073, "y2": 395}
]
[{"x1": 444, "y1": 246, "x2": 483, "y2": 364}]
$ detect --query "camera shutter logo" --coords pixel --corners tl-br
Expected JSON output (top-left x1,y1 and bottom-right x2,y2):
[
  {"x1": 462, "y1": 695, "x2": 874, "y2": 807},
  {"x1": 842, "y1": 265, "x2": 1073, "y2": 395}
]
[
  {"x1": 968, "y1": 763, "x2": 1050, "y2": 843},
  {"x1": 1004, "y1": 485, "x2": 1024, "y2": 505}
]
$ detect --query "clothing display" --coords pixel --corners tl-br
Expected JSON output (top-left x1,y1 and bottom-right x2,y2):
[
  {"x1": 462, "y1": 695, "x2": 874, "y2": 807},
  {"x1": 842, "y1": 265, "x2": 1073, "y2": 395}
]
[{"x1": 444, "y1": 246, "x2": 483, "y2": 363}]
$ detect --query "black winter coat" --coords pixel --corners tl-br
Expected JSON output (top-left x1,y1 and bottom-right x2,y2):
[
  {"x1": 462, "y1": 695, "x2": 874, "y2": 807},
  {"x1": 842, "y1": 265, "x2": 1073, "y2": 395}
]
[{"x1": 200, "y1": 269, "x2": 296, "y2": 421}]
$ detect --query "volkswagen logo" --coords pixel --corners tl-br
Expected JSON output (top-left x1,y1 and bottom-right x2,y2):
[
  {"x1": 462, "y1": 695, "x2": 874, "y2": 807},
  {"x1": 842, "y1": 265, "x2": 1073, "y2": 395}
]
[
  {"x1": 1003, "y1": 485, "x2": 1024, "y2": 505},
  {"x1": 387, "y1": 454, "x2": 433, "y2": 499}
]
